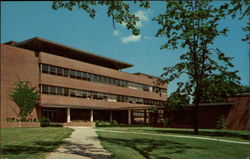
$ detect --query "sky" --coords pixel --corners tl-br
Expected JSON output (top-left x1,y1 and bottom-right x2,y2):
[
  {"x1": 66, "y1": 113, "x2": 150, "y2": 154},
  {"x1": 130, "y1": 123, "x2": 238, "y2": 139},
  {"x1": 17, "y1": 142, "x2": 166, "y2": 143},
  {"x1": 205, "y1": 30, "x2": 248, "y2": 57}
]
[{"x1": 1, "y1": 1, "x2": 249, "y2": 95}]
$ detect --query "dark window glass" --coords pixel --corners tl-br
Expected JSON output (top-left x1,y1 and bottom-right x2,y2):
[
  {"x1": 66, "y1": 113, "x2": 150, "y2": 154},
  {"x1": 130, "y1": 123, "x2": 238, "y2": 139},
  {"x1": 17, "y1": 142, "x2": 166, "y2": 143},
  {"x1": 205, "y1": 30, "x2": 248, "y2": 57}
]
[
  {"x1": 98, "y1": 76, "x2": 103, "y2": 83},
  {"x1": 70, "y1": 70, "x2": 76, "y2": 78},
  {"x1": 81, "y1": 90, "x2": 87, "y2": 98},
  {"x1": 64, "y1": 88, "x2": 69, "y2": 96},
  {"x1": 57, "y1": 87, "x2": 63, "y2": 95},
  {"x1": 93, "y1": 75, "x2": 97, "y2": 82},
  {"x1": 103, "y1": 77, "x2": 108, "y2": 84},
  {"x1": 50, "y1": 66, "x2": 56, "y2": 75},
  {"x1": 42, "y1": 64, "x2": 49, "y2": 73},
  {"x1": 92, "y1": 92, "x2": 98, "y2": 99},
  {"x1": 82, "y1": 72, "x2": 89, "y2": 81},
  {"x1": 63, "y1": 69, "x2": 69, "y2": 77},
  {"x1": 76, "y1": 71, "x2": 82, "y2": 79},
  {"x1": 87, "y1": 91, "x2": 92, "y2": 99},
  {"x1": 113, "y1": 79, "x2": 117, "y2": 85},
  {"x1": 57, "y1": 67, "x2": 63, "y2": 76},
  {"x1": 89, "y1": 74, "x2": 94, "y2": 81},
  {"x1": 42, "y1": 85, "x2": 49, "y2": 94},
  {"x1": 75, "y1": 90, "x2": 81, "y2": 97},
  {"x1": 50, "y1": 86, "x2": 56, "y2": 95},
  {"x1": 70, "y1": 89, "x2": 76, "y2": 97}
]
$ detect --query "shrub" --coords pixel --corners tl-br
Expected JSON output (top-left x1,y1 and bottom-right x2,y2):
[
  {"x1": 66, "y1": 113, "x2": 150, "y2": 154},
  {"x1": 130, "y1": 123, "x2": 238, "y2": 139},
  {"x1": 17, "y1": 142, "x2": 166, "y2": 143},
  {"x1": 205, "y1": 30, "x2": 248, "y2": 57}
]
[
  {"x1": 110, "y1": 120, "x2": 118, "y2": 127},
  {"x1": 216, "y1": 115, "x2": 227, "y2": 129},
  {"x1": 161, "y1": 118, "x2": 169, "y2": 128},
  {"x1": 40, "y1": 118, "x2": 50, "y2": 127},
  {"x1": 6, "y1": 117, "x2": 16, "y2": 122}
]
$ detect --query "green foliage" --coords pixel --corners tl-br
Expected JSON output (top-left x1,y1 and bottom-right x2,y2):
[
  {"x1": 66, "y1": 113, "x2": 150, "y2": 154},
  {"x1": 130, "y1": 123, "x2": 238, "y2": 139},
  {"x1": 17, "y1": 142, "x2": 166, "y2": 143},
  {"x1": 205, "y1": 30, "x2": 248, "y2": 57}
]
[
  {"x1": 95, "y1": 120, "x2": 118, "y2": 127},
  {"x1": 52, "y1": 1, "x2": 150, "y2": 36},
  {"x1": 39, "y1": 118, "x2": 50, "y2": 127},
  {"x1": 228, "y1": 0, "x2": 250, "y2": 42},
  {"x1": 216, "y1": 115, "x2": 227, "y2": 129},
  {"x1": 161, "y1": 118, "x2": 169, "y2": 128},
  {"x1": 10, "y1": 81, "x2": 40, "y2": 121}
]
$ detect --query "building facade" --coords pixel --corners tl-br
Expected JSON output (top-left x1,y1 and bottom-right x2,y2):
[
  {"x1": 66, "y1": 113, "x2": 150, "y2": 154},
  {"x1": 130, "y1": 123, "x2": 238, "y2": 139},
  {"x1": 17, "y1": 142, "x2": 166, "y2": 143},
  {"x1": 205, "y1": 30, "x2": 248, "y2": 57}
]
[{"x1": 1, "y1": 37, "x2": 167, "y2": 126}]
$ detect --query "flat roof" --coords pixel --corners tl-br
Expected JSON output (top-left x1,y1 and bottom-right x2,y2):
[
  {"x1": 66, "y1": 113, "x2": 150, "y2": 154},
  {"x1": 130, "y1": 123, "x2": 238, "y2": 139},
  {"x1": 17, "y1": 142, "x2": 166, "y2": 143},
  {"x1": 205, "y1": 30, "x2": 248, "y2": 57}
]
[{"x1": 8, "y1": 37, "x2": 133, "y2": 70}]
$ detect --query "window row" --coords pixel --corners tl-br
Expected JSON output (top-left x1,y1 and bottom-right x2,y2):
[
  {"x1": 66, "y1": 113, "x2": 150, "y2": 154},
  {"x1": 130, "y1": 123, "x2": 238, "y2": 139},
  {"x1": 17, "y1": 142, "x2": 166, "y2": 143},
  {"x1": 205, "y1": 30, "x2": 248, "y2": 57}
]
[
  {"x1": 40, "y1": 64, "x2": 167, "y2": 94},
  {"x1": 41, "y1": 85, "x2": 165, "y2": 106}
]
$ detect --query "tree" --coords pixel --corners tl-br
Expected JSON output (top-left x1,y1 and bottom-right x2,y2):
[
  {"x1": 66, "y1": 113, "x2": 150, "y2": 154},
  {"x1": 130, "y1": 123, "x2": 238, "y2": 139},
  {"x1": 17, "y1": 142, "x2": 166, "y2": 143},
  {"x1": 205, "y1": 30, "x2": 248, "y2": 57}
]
[
  {"x1": 154, "y1": 0, "x2": 241, "y2": 134},
  {"x1": 10, "y1": 81, "x2": 40, "y2": 121}
]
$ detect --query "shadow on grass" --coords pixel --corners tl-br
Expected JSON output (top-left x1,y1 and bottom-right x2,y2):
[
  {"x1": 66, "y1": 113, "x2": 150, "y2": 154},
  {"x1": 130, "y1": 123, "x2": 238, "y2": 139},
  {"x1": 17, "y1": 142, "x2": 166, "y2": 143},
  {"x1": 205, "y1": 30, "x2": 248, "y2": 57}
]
[
  {"x1": 1, "y1": 141, "x2": 63, "y2": 155},
  {"x1": 98, "y1": 136, "x2": 206, "y2": 159},
  {"x1": 139, "y1": 129, "x2": 250, "y2": 140},
  {"x1": 1, "y1": 140, "x2": 110, "y2": 159}
]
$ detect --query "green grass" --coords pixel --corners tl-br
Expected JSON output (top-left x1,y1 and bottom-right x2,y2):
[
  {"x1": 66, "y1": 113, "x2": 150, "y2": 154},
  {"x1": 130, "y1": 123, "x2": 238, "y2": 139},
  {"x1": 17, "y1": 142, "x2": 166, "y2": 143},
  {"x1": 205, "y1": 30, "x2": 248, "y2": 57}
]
[
  {"x1": 96, "y1": 127, "x2": 250, "y2": 142},
  {"x1": 0, "y1": 127, "x2": 73, "y2": 159},
  {"x1": 96, "y1": 127, "x2": 250, "y2": 159}
]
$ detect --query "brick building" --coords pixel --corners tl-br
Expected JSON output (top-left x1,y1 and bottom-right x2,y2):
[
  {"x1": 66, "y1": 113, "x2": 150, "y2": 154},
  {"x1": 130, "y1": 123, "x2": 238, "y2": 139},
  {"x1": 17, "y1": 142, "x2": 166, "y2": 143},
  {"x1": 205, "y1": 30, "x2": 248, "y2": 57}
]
[{"x1": 1, "y1": 37, "x2": 167, "y2": 126}]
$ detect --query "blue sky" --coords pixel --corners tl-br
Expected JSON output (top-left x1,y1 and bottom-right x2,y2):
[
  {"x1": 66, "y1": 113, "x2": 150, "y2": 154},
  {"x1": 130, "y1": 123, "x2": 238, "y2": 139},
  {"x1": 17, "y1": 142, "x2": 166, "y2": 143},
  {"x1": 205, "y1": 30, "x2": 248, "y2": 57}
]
[{"x1": 1, "y1": 1, "x2": 249, "y2": 95}]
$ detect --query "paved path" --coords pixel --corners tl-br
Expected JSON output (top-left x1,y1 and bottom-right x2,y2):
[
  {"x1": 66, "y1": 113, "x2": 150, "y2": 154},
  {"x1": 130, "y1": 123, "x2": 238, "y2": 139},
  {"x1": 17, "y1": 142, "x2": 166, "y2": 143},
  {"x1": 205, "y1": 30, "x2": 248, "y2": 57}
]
[
  {"x1": 96, "y1": 129, "x2": 250, "y2": 145},
  {"x1": 46, "y1": 127, "x2": 111, "y2": 159}
]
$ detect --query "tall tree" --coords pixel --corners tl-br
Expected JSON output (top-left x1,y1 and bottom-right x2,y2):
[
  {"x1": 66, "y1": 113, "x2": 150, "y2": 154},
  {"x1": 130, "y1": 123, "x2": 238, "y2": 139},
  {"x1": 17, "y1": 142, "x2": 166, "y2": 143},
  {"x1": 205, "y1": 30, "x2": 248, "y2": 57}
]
[
  {"x1": 154, "y1": 0, "x2": 240, "y2": 134},
  {"x1": 10, "y1": 81, "x2": 40, "y2": 121}
]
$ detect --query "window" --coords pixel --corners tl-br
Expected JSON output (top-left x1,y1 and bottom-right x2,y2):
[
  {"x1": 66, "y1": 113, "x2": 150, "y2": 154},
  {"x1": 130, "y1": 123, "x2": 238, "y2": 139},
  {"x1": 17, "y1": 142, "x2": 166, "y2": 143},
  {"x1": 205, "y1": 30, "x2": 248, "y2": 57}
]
[
  {"x1": 70, "y1": 70, "x2": 76, "y2": 78},
  {"x1": 76, "y1": 71, "x2": 82, "y2": 79},
  {"x1": 64, "y1": 88, "x2": 69, "y2": 96},
  {"x1": 98, "y1": 76, "x2": 103, "y2": 83},
  {"x1": 92, "y1": 92, "x2": 98, "y2": 99},
  {"x1": 82, "y1": 72, "x2": 89, "y2": 81},
  {"x1": 50, "y1": 66, "x2": 56, "y2": 75},
  {"x1": 63, "y1": 69, "x2": 69, "y2": 77},
  {"x1": 57, "y1": 67, "x2": 63, "y2": 76},
  {"x1": 70, "y1": 89, "x2": 76, "y2": 97},
  {"x1": 81, "y1": 90, "x2": 87, "y2": 98},
  {"x1": 42, "y1": 64, "x2": 49, "y2": 73},
  {"x1": 50, "y1": 86, "x2": 56, "y2": 95},
  {"x1": 89, "y1": 74, "x2": 94, "y2": 81},
  {"x1": 57, "y1": 87, "x2": 63, "y2": 96},
  {"x1": 87, "y1": 91, "x2": 92, "y2": 99},
  {"x1": 42, "y1": 85, "x2": 49, "y2": 94},
  {"x1": 75, "y1": 90, "x2": 81, "y2": 98},
  {"x1": 93, "y1": 74, "x2": 98, "y2": 82},
  {"x1": 103, "y1": 77, "x2": 108, "y2": 84}
]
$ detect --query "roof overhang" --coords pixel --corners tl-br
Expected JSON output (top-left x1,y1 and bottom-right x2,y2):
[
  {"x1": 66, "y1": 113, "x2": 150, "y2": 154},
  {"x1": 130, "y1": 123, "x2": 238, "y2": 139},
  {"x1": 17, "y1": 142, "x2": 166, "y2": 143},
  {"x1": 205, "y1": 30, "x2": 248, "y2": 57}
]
[{"x1": 11, "y1": 37, "x2": 133, "y2": 70}]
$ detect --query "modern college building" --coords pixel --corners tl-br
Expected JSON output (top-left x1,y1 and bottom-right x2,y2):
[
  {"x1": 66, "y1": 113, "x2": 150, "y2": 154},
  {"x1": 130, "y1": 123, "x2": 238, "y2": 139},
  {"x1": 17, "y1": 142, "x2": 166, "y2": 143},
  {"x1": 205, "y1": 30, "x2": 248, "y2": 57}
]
[{"x1": 1, "y1": 37, "x2": 167, "y2": 126}]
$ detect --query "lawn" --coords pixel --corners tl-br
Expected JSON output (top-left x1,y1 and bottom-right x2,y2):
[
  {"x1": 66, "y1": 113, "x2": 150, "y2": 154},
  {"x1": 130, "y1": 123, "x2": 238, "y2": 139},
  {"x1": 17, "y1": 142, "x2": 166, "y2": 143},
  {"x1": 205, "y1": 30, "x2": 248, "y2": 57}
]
[
  {"x1": 96, "y1": 127, "x2": 250, "y2": 159},
  {"x1": 0, "y1": 127, "x2": 73, "y2": 159}
]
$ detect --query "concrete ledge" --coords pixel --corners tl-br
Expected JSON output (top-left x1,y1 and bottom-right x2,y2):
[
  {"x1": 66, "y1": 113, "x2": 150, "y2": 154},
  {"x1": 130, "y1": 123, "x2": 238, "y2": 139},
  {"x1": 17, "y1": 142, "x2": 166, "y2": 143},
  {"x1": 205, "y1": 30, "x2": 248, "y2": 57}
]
[{"x1": 63, "y1": 122, "x2": 95, "y2": 127}]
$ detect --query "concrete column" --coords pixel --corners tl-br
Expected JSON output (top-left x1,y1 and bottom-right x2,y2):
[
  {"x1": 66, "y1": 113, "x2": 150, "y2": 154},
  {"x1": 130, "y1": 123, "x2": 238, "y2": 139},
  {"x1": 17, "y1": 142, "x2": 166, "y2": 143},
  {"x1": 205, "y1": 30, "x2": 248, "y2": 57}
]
[
  {"x1": 128, "y1": 109, "x2": 131, "y2": 125},
  {"x1": 110, "y1": 110, "x2": 113, "y2": 122},
  {"x1": 90, "y1": 109, "x2": 93, "y2": 122},
  {"x1": 67, "y1": 107, "x2": 70, "y2": 123}
]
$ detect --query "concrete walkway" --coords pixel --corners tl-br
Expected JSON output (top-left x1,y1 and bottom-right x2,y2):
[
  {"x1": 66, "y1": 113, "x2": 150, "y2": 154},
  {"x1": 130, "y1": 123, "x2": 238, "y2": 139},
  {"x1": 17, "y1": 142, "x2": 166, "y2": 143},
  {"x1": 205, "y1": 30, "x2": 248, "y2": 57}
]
[
  {"x1": 46, "y1": 127, "x2": 111, "y2": 159},
  {"x1": 96, "y1": 129, "x2": 250, "y2": 145}
]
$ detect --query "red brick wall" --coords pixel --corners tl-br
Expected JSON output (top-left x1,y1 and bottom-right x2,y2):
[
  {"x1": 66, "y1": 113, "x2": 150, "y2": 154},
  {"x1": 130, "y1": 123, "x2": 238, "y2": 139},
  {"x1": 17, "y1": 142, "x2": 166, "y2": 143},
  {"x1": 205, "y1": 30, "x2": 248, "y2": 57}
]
[
  {"x1": 226, "y1": 95, "x2": 250, "y2": 130},
  {"x1": 165, "y1": 104, "x2": 232, "y2": 129},
  {"x1": 1, "y1": 44, "x2": 41, "y2": 128}
]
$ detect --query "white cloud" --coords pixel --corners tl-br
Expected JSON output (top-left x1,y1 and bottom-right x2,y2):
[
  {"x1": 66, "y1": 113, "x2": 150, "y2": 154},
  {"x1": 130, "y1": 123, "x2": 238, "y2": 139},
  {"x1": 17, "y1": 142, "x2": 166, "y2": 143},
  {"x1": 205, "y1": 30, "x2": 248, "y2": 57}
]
[
  {"x1": 121, "y1": 35, "x2": 141, "y2": 43},
  {"x1": 144, "y1": 36, "x2": 152, "y2": 40},
  {"x1": 113, "y1": 30, "x2": 121, "y2": 36},
  {"x1": 135, "y1": 10, "x2": 149, "y2": 27}
]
